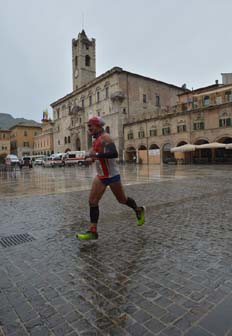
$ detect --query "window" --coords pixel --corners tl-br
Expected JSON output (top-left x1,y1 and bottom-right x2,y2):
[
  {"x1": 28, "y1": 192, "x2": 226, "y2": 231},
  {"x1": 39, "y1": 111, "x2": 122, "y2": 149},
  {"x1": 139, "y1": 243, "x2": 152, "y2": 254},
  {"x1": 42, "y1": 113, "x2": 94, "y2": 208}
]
[
  {"x1": 193, "y1": 122, "x2": 204, "y2": 130},
  {"x1": 105, "y1": 126, "x2": 110, "y2": 134},
  {"x1": 97, "y1": 91, "x2": 100, "y2": 103},
  {"x1": 81, "y1": 99, "x2": 84, "y2": 108},
  {"x1": 138, "y1": 128, "x2": 145, "y2": 138},
  {"x1": 155, "y1": 95, "x2": 160, "y2": 107},
  {"x1": 64, "y1": 136, "x2": 67, "y2": 144},
  {"x1": 143, "y1": 94, "x2": 147, "y2": 103},
  {"x1": 192, "y1": 98, "x2": 198, "y2": 109},
  {"x1": 225, "y1": 91, "x2": 232, "y2": 102},
  {"x1": 89, "y1": 96, "x2": 92, "y2": 106},
  {"x1": 34, "y1": 131, "x2": 38, "y2": 136},
  {"x1": 162, "y1": 127, "x2": 170, "y2": 135},
  {"x1": 85, "y1": 55, "x2": 90, "y2": 66},
  {"x1": 219, "y1": 118, "x2": 231, "y2": 127},
  {"x1": 23, "y1": 142, "x2": 29, "y2": 147},
  {"x1": 105, "y1": 87, "x2": 109, "y2": 99},
  {"x1": 75, "y1": 56, "x2": 78, "y2": 66},
  {"x1": 177, "y1": 125, "x2": 187, "y2": 133},
  {"x1": 2, "y1": 133, "x2": 6, "y2": 139},
  {"x1": 128, "y1": 130, "x2": 133, "y2": 140},
  {"x1": 182, "y1": 103, "x2": 188, "y2": 112},
  {"x1": 149, "y1": 127, "x2": 157, "y2": 137},
  {"x1": 203, "y1": 96, "x2": 210, "y2": 106},
  {"x1": 68, "y1": 136, "x2": 71, "y2": 143},
  {"x1": 216, "y1": 96, "x2": 222, "y2": 105},
  {"x1": 58, "y1": 140, "x2": 60, "y2": 145},
  {"x1": 57, "y1": 108, "x2": 60, "y2": 119},
  {"x1": 24, "y1": 131, "x2": 28, "y2": 136}
]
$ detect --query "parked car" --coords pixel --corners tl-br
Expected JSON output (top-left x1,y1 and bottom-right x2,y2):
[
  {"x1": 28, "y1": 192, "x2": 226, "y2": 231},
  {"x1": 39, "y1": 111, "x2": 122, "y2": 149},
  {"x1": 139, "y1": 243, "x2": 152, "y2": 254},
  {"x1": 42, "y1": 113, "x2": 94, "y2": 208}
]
[
  {"x1": 5, "y1": 154, "x2": 20, "y2": 167},
  {"x1": 20, "y1": 156, "x2": 33, "y2": 168},
  {"x1": 34, "y1": 158, "x2": 44, "y2": 166}
]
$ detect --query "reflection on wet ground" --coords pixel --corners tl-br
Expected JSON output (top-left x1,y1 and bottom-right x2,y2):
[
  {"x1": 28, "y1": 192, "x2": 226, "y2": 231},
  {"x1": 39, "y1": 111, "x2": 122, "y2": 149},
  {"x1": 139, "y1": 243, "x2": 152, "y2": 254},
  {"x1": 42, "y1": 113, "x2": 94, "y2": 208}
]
[
  {"x1": 1, "y1": 163, "x2": 232, "y2": 198},
  {"x1": 1, "y1": 164, "x2": 232, "y2": 335}
]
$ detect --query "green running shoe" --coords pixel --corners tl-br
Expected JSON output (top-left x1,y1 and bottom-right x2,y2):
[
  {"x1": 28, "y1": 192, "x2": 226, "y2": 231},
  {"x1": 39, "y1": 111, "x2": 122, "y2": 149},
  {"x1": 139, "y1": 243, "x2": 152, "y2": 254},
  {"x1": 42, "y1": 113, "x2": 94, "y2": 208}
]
[
  {"x1": 136, "y1": 206, "x2": 145, "y2": 226},
  {"x1": 76, "y1": 230, "x2": 98, "y2": 240}
]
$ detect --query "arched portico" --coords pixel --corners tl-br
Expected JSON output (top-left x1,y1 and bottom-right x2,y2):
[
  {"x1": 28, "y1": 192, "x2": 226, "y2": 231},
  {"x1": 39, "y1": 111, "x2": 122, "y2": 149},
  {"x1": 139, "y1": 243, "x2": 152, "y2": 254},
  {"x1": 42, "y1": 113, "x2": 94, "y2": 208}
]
[
  {"x1": 214, "y1": 136, "x2": 232, "y2": 163},
  {"x1": 138, "y1": 144, "x2": 147, "y2": 164},
  {"x1": 148, "y1": 144, "x2": 160, "y2": 164},
  {"x1": 124, "y1": 146, "x2": 137, "y2": 163},
  {"x1": 76, "y1": 138, "x2": 81, "y2": 151},
  {"x1": 193, "y1": 139, "x2": 211, "y2": 163},
  {"x1": 162, "y1": 143, "x2": 175, "y2": 164}
]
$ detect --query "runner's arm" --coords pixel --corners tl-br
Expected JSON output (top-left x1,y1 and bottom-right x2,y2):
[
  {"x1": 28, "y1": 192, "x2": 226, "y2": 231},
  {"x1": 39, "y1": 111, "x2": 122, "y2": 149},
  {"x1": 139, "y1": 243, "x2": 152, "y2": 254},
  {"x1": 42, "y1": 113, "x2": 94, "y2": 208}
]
[{"x1": 91, "y1": 135, "x2": 118, "y2": 159}]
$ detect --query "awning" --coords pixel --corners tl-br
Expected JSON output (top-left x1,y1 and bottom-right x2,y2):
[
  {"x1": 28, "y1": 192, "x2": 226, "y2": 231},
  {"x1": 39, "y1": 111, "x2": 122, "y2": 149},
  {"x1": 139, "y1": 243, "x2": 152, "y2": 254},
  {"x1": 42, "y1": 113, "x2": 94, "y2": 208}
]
[
  {"x1": 171, "y1": 144, "x2": 196, "y2": 152},
  {"x1": 196, "y1": 142, "x2": 226, "y2": 149}
]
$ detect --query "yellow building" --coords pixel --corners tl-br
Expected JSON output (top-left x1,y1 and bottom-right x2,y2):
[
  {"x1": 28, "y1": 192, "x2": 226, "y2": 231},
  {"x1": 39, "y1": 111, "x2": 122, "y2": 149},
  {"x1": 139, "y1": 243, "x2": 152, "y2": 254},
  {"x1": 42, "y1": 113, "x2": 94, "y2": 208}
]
[
  {"x1": 10, "y1": 122, "x2": 42, "y2": 158},
  {"x1": 0, "y1": 129, "x2": 11, "y2": 162},
  {"x1": 33, "y1": 114, "x2": 54, "y2": 156}
]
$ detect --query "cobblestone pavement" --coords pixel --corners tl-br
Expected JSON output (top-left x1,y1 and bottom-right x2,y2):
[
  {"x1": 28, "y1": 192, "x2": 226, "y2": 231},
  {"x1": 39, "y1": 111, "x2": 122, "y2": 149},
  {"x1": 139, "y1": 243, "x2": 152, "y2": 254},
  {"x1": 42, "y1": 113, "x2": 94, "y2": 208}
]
[{"x1": 1, "y1": 164, "x2": 232, "y2": 336}]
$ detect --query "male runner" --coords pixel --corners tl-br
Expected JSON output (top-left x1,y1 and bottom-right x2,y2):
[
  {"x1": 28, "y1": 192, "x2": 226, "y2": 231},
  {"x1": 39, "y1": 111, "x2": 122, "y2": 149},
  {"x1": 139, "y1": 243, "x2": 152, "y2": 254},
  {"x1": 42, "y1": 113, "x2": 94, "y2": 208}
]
[{"x1": 76, "y1": 116, "x2": 145, "y2": 240}]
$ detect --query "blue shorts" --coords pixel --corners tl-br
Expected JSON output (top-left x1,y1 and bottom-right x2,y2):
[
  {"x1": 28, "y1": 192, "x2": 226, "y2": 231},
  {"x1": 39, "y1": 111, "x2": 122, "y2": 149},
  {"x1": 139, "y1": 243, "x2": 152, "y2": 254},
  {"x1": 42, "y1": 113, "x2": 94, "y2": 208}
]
[{"x1": 99, "y1": 174, "x2": 121, "y2": 185}]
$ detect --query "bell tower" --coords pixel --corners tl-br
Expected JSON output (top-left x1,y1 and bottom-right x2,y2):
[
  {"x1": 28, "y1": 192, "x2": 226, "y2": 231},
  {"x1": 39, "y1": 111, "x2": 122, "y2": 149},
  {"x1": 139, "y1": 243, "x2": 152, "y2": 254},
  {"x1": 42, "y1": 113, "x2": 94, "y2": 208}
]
[{"x1": 72, "y1": 30, "x2": 96, "y2": 90}]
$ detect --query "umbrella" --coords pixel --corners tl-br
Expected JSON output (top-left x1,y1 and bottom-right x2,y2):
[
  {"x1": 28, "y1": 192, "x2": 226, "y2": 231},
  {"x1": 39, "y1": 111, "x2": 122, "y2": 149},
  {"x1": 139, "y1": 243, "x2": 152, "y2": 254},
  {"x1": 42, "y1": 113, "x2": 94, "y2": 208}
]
[
  {"x1": 171, "y1": 144, "x2": 196, "y2": 152},
  {"x1": 196, "y1": 142, "x2": 226, "y2": 149}
]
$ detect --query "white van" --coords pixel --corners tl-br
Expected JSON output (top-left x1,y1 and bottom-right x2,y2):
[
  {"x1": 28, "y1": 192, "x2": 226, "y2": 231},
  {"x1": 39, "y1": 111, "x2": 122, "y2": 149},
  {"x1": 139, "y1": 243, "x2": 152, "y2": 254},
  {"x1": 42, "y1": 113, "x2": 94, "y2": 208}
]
[
  {"x1": 63, "y1": 151, "x2": 86, "y2": 166},
  {"x1": 5, "y1": 154, "x2": 20, "y2": 167}
]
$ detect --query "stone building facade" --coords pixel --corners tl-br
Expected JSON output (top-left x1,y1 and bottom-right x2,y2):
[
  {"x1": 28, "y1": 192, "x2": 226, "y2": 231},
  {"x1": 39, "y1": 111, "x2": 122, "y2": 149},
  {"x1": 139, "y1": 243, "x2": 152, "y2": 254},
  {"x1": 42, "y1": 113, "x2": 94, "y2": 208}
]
[
  {"x1": 124, "y1": 78, "x2": 232, "y2": 164},
  {"x1": 51, "y1": 31, "x2": 185, "y2": 159}
]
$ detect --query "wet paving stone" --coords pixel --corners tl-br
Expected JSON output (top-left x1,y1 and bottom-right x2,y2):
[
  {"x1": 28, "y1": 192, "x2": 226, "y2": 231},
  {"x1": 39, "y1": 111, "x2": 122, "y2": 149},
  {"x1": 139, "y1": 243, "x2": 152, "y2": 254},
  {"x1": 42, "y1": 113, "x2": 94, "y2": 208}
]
[{"x1": 1, "y1": 165, "x2": 232, "y2": 335}]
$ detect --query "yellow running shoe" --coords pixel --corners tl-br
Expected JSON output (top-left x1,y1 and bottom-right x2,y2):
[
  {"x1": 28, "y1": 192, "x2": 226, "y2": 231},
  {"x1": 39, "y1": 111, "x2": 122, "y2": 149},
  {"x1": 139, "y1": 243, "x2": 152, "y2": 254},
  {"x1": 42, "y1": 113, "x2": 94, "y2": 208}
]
[
  {"x1": 136, "y1": 206, "x2": 145, "y2": 226},
  {"x1": 76, "y1": 230, "x2": 98, "y2": 240}
]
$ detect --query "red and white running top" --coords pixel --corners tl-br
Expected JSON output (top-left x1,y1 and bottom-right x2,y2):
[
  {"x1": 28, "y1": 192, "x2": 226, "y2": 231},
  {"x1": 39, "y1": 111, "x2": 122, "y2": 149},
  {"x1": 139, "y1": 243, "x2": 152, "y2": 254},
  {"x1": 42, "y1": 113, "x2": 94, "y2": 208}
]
[{"x1": 92, "y1": 132, "x2": 119, "y2": 179}]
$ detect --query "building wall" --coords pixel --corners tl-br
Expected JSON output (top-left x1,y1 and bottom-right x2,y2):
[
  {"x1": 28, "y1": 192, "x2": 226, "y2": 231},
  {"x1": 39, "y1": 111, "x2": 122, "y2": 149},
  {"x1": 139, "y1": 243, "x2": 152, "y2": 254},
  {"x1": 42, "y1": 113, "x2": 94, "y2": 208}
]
[
  {"x1": 0, "y1": 130, "x2": 11, "y2": 159},
  {"x1": 124, "y1": 84, "x2": 232, "y2": 163},
  {"x1": 34, "y1": 121, "x2": 54, "y2": 155},
  {"x1": 10, "y1": 125, "x2": 41, "y2": 158}
]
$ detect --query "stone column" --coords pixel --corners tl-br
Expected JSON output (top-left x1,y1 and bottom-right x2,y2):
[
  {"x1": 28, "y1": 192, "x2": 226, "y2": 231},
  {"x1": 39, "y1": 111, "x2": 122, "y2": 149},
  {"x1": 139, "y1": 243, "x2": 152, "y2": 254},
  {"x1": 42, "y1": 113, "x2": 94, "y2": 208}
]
[{"x1": 111, "y1": 91, "x2": 125, "y2": 163}]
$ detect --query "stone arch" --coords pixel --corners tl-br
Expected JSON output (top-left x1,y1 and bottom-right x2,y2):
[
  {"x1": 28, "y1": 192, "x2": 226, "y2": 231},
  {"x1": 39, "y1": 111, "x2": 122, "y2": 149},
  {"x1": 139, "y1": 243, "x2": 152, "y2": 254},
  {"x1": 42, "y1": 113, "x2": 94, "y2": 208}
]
[
  {"x1": 215, "y1": 135, "x2": 232, "y2": 144},
  {"x1": 149, "y1": 144, "x2": 159, "y2": 149},
  {"x1": 213, "y1": 136, "x2": 232, "y2": 163},
  {"x1": 162, "y1": 143, "x2": 175, "y2": 164},
  {"x1": 193, "y1": 138, "x2": 209, "y2": 145},
  {"x1": 125, "y1": 146, "x2": 136, "y2": 162},
  {"x1": 76, "y1": 138, "x2": 81, "y2": 151},
  {"x1": 193, "y1": 138, "x2": 210, "y2": 163},
  {"x1": 149, "y1": 144, "x2": 160, "y2": 164},
  {"x1": 138, "y1": 144, "x2": 147, "y2": 164},
  {"x1": 138, "y1": 144, "x2": 147, "y2": 150},
  {"x1": 176, "y1": 140, "x2": 188, "y2": 147}
]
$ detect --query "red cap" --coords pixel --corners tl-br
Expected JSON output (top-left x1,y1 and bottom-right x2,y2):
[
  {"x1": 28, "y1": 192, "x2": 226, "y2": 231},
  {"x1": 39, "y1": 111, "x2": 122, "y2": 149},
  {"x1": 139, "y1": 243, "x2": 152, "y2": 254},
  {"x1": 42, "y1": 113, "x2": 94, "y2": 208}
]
[{"x1": 88, "y1": 116, "x2": 105, "y2": 127}]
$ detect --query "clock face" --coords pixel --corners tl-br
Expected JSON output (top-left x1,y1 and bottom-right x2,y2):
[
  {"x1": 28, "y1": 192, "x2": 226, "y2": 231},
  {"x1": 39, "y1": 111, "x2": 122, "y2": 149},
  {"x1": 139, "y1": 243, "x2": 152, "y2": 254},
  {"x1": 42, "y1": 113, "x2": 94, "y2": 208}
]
[{"x1": 74, "y1": 69, "x2": 79, "y2": 78}]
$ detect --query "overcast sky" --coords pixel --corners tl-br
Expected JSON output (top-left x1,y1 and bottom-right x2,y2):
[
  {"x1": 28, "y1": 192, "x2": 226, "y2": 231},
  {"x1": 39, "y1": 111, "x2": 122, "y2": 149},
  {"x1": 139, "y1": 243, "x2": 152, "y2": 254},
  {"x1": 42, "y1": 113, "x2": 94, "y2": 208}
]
[{"x1": 1, "y1": 0, "x2": 232, "y2": 123}]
